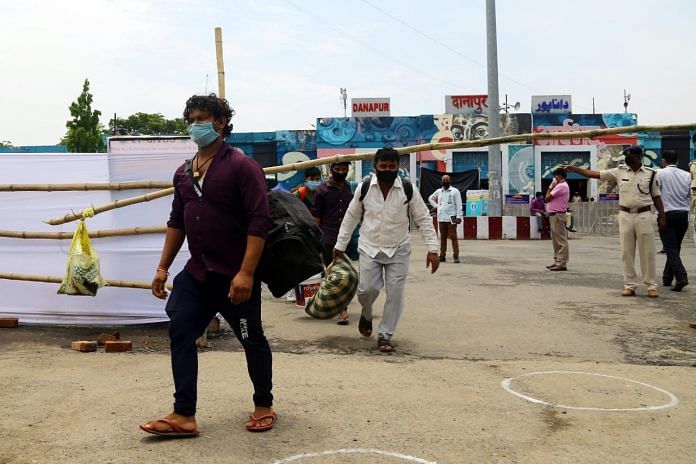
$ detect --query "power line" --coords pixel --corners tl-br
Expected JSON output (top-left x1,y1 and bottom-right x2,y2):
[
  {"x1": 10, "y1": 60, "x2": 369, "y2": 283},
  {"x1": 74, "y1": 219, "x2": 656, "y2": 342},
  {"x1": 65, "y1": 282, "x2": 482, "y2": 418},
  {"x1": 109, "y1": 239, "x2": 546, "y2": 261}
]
[
  {"x1": 283, "y1": 0, "x2": 473, "y2": 91},
  {"x1": 357, "y1": 0, "x2": 540, "y2": 93}
]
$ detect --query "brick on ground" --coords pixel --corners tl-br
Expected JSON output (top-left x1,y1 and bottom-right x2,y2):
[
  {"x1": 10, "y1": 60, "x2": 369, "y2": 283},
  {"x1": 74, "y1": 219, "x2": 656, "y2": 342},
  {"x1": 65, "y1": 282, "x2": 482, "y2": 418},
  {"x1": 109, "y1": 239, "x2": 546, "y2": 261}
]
[
  {"x1": 97, "y1": 332, "x2": 121, "y2": 345},
  {"x1": 0, "y1": 318, "x2": 19, "y2": 328},
  {"x1": 71, "y1": 341, "x2": 97, "y2": 352},
  {"x1": 104, "y1": 341, "x2": 132, "y2": 353}
]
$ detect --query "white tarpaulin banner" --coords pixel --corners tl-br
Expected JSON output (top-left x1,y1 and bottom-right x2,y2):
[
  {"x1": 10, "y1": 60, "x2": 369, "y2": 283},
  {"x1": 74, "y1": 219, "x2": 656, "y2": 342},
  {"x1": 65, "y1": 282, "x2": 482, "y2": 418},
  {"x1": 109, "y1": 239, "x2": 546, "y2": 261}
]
[{"x1": 0, "y1": 152, "x2": 193, "y2": 325}]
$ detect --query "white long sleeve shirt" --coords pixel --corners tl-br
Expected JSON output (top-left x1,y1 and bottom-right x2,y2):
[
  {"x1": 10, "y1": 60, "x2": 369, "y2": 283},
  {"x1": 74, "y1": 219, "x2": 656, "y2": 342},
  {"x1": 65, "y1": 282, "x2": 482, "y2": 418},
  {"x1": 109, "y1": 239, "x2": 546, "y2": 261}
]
[
  {"x1": 335, "y1": 175, "x2": 439, "y2": 258},
  {"x1": 428, "y1": 187, "x2": 463, "y2": 222}
]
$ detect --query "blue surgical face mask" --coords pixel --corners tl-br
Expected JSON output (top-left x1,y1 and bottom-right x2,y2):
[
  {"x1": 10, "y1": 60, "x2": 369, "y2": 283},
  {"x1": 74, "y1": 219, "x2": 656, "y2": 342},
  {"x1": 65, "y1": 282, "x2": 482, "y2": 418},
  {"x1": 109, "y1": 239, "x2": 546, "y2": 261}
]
[
  {"x1": 306, "y1": 180, "x2": 321, "y2": 190},
  {"x1": 188, "y1": 122, "x2": 220, "y2": 147}
]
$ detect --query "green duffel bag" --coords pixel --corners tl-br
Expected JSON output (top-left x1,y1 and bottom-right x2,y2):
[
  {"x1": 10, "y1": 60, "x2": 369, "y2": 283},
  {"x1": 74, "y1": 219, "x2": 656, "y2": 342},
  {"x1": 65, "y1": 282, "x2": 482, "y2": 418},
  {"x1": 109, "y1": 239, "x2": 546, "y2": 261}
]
[{"x1": 305, "y1": 255, "x2": 358, "y2": 319}]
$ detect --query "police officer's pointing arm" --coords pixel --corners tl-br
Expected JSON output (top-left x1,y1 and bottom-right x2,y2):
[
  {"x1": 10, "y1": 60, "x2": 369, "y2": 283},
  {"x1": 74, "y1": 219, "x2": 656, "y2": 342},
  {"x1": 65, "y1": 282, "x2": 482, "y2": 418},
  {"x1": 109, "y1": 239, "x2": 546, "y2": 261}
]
[{"x1": 564, "y1": 165, "x2": 601, "y2": 179}]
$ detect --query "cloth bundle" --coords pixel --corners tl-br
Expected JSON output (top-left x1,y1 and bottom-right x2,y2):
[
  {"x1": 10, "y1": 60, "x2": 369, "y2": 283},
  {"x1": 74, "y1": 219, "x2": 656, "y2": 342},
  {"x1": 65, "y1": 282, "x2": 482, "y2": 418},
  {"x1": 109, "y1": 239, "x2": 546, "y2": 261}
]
[{"x1": 305, "y1": 256, "x2": 358, "y2": 319}]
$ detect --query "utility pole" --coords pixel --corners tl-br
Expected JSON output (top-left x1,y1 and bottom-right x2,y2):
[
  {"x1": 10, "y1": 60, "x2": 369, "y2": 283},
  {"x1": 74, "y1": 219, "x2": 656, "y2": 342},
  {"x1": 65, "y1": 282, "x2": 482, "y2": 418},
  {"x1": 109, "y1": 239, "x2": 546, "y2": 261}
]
[
  {"x1": 340, "y1": 88, "x2": 348, "y2": 117},
  {"x1": 486, "y1": 0, "x2": 502, "y2": 216},
  {"x1": 215, "y1": 27, "x2": 226, "y2": 99}
]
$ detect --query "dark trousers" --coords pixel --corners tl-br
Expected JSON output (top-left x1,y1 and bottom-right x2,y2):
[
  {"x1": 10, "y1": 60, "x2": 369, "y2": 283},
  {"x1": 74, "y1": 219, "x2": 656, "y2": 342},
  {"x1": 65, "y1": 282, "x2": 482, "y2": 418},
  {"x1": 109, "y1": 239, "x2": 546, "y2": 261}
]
[
  {"x1": 438, "y1": 222, "x2": 459, "y2": 258},
  {"x1": 165, "y1": 269, "x2": 273, "y2": 416},
  {"x1": 323, "y1": 243, "x2": 335, "y2": 267},
  {"x1": 659, "y1": 210, "x2": 689, "y2": 284}
]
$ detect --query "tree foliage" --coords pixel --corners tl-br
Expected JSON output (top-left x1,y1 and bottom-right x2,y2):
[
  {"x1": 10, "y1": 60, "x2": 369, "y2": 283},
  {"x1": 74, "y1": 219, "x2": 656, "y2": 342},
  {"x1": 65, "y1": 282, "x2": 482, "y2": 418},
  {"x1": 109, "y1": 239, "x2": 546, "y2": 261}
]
[
  {"x1": 0, "y1": 140, "x2": 12, "y2": 147},
  {"x1": 62, "y1": 79, "x2": 104, "y2": 152},
  {"x1": 108, "y1": 112, "x2": 188, "y2": 136}
]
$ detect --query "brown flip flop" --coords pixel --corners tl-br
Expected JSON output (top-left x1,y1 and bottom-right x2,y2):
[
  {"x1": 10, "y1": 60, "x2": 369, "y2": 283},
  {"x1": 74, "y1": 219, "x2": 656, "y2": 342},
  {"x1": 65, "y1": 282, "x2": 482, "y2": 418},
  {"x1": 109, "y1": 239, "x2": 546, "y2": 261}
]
[
  {"x1": 245, "y1": 410, "x2": 277, "y2": 432},
  {"x1": 139, "y1": 418, "x2": 200, "y2": 437}
]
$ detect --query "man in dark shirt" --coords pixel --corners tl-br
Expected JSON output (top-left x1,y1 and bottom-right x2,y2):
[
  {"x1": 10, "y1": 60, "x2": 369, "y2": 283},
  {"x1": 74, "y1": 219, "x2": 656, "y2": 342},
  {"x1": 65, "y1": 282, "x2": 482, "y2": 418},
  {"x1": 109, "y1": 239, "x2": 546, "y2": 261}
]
[
  {"x1": 140, "y1": 94, "x2": 276, "y2": 437},
  {"x1": 313, "y1": 161, "x2": 353, "y2": 324}
]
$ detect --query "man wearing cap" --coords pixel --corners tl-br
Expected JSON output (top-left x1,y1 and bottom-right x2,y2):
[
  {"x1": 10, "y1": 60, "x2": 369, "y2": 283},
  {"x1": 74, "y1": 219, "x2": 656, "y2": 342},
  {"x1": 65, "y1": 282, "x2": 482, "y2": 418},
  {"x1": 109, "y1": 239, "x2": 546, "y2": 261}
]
[{"x1": 565, "y1": 145, "x2": 666, "y2": 297}]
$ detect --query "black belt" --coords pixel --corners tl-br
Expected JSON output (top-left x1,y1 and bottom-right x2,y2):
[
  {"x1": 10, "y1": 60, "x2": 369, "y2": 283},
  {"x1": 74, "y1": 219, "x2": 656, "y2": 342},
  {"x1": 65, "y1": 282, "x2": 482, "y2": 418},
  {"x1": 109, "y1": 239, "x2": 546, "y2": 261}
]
[{"x1": 619, "y1": 205, "x2": 651, "y2": 213}]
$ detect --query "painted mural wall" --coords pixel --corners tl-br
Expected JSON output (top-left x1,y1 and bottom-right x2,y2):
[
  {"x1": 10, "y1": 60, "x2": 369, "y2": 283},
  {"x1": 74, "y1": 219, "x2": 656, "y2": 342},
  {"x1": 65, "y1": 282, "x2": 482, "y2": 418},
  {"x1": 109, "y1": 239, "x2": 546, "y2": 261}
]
[{"x1": 316, "y1": 114, "x2": 531, "y2": 162}]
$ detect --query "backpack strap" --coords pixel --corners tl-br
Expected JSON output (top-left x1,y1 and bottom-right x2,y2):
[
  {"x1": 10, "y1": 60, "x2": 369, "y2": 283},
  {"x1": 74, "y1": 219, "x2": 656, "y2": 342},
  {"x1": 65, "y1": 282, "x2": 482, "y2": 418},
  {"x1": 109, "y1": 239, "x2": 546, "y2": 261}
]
[{"x1": 359, "y1": 175, "x2": 413, "y2": 204}]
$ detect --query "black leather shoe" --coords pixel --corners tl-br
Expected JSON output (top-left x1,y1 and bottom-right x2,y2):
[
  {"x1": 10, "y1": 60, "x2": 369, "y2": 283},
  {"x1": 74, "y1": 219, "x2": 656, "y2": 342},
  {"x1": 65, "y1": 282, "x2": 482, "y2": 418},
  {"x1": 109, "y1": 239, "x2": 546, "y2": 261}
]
[
  {"x1": 672, "y1": 281, "x2": 689, "y2": 292},
  {"x1": 549, "y1": 265, "x2": 567, "y2": 271},
  {"x1": 439, "y1": 256, "x2": 446, "y2": 262}
]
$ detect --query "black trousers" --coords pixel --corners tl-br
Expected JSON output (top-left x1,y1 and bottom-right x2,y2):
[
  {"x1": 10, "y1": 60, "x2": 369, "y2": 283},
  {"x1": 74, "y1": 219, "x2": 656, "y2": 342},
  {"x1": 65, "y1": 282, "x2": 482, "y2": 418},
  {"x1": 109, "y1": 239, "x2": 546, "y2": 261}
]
[
  {"x1": 659, "y1": 210, "x2": 689, "y2": 284},
  {"x1": 165, "y1": 269, "x2": 273, "y2": 416}
]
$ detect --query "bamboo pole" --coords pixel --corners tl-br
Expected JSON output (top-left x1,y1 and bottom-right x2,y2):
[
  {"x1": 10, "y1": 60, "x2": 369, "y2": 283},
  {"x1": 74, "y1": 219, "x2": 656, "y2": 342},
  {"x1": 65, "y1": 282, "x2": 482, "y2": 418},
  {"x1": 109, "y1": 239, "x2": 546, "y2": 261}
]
[
  {"x1": 0, "y1": 181, "x2": 172, "y2": 192},
  {"x1": 0, "y1": 226, "x2": 166, "y2": 240},
  {"x1": 44, "y1": 187, "x2": 175, "y2": 225},
  {"x1": 0, "y1": 272, "x2": 172, "y2": 290},
  {"x1": 44, "y1": 122, "x2": 696, "y2": 226},
  {"x1": 215, "y1": 27, "x2": 226, "y2": 100}
]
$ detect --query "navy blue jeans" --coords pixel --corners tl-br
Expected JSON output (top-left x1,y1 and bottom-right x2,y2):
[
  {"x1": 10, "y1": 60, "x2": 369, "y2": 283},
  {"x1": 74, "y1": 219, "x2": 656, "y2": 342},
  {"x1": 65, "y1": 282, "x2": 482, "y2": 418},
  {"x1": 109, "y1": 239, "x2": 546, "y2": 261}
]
[
  {"x1": 165, "y1": 269, "x2": 273, "y2": 416},
  {"x1": 659, "y1": 210, "x2": 689, "y2": 285}
]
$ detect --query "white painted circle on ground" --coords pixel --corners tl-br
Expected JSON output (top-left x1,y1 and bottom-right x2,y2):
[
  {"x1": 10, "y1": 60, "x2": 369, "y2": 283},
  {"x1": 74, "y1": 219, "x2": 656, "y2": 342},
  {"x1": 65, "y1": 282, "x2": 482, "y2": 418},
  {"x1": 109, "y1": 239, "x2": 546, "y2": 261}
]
[
  {"x1": 270, "y1": 448, "x2": 437, "y2": 464},
  {"x1": 501, "y1": 370, "x2": 679, "y2": 411}
]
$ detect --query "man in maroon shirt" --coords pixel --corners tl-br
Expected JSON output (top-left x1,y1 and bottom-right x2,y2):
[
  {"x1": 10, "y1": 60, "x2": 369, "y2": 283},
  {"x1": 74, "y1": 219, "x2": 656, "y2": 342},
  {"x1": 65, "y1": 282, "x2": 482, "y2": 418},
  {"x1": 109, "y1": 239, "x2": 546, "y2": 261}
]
[
  {"x1": 313, "y1": 161, "x2": 353, "y2": 324},
  {"x1": 140, "y1": 95, "x2": 276, "y2": 436}
]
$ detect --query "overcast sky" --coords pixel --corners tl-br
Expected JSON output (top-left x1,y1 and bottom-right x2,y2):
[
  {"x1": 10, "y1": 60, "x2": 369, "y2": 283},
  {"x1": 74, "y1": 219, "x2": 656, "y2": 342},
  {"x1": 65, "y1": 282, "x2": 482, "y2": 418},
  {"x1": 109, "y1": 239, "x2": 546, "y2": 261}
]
[{"x1": 1, "y1": 0, "x2": 695, "y2": 146}]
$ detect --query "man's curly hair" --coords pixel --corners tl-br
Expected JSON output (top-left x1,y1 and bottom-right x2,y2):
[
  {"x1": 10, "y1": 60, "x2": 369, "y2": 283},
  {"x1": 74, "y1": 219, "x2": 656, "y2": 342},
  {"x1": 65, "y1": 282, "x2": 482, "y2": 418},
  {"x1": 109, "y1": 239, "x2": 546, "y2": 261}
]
[{"x1": 183, "y1": 94, "x2": 235, "y2": 137}]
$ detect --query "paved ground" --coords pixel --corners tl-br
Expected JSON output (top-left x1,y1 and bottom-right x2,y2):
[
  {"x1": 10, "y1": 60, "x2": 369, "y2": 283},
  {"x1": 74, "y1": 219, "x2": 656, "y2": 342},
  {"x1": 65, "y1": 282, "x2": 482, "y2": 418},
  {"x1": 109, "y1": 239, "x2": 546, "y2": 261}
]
[{"x1": 1, "y1": 235, "x2": 695, "y2": 463}]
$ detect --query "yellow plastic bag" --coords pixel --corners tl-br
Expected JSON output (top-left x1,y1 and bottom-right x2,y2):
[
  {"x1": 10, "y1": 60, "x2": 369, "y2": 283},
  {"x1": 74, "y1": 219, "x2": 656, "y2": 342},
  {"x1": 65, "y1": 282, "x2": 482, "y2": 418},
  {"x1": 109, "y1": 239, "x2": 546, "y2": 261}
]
[{"x1": 57, "y1": 218, "x2": 106, "y2": 296}]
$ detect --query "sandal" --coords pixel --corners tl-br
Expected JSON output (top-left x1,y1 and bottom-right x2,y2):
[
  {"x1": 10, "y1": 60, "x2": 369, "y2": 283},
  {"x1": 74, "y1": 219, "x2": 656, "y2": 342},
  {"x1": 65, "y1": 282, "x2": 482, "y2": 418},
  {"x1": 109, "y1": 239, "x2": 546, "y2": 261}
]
[
  {"x1": 139, "y1": 417, "x2": 200, "y2": 437},
  {"x1": 336, "y1": 308, "x2": 349, "y2": 325},
  {"x1": 377, "y1": 336, "x2": 394, "y2": 353},
  {"x1": 358, "y1": 315, "x2": 372, "y2": 337},
  {"x1": 245, "y1": 410, "x2": 277, "y2": 432}
]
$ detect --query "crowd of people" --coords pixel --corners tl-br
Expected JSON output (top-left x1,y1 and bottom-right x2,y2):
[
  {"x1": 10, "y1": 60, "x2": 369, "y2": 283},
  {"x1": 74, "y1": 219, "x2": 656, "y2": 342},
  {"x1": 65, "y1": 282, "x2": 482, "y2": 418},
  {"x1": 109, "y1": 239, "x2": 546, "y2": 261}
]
[{"x1": 139, "y1": 95, "x2": 694, "y2": 438}]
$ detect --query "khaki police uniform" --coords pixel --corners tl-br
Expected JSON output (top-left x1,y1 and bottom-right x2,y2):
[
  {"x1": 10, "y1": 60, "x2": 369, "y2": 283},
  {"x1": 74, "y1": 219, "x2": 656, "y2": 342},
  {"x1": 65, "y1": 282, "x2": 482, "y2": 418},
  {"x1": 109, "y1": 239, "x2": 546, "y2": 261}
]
[
  {"x1": 690, "y1": 161, "x2": 696, "y2": 210},
  {"x1": 600, "y1": 165, "x2": 660, "y2": 290}
]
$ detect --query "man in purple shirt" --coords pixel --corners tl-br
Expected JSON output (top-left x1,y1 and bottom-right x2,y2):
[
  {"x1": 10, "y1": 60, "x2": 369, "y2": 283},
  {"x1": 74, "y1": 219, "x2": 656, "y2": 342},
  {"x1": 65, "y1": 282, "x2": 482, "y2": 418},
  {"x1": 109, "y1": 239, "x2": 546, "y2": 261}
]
[
  {"x1": 529, "y1": 191, "x2": 547, "y2": 233},
  {"x1": 140, "y1": 95, "x2": 276, "y2": 437},
  {"x1": 313, "y1": 161, "x2": 354, "y2": 324},
  {"x1": 545, "y1": 168, "x2": 571, "y2": 271}
]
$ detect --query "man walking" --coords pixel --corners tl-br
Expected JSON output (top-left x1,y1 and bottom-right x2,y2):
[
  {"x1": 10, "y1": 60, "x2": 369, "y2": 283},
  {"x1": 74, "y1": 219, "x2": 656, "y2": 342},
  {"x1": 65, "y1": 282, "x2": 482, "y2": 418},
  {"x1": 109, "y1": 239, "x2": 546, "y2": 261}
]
[
  {"x1": 656, "y1": 150, "x2": 691, "y2": 291},
  {"x1": 565, "y1": 145, "x2": 666, "y2": 297},
  {"x1": 141, "y1": 94, "x2": 276, "y2": 436},
  {"x1": 545, "y1": 168, "x2": 570, "y2": 271},
  {"x1": 333, "y1": 147, "x2": 439, "y2": 353},
  {"x1": 313, "y1": 161, "x2": 354, "y2": 324},
  {"x1": 428, "y1": 175, "x2": 463, "y2": 263}
]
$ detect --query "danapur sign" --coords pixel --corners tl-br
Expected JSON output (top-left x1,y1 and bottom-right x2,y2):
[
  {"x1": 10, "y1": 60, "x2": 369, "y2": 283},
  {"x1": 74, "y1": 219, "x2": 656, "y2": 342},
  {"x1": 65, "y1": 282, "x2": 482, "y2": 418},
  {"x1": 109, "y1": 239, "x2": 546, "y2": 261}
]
[{"x1": 351, "y1": 98, "x2": 391, "y2": 117}]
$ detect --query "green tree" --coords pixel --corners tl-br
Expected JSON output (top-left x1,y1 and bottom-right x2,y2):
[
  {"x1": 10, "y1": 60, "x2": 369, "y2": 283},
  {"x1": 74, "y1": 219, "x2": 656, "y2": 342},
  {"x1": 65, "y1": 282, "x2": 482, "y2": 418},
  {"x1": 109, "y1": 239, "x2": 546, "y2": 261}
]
[
  {"x1": 108, "y1": 112, "x2": 188, "y2": 136},
  {"x1": 62, "y1": 79, "x2": 104, "y2": 152},
  {"x1": 0, "y1": 140, "x2": 12, "y2": 147}
]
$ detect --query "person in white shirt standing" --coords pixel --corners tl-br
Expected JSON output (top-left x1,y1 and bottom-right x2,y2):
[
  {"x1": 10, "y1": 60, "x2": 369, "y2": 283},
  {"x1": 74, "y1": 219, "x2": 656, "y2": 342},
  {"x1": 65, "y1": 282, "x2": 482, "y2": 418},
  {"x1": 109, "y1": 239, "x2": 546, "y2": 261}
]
[
  {"x1": 656, "y1": 150, "x2": 691, "y2": 291},
  {"x1": 428, "y1": 175, "x2": 463, "y2": 263},
  {"x1": 333, "y1": 147, "x2": 440, "y2": 353}
]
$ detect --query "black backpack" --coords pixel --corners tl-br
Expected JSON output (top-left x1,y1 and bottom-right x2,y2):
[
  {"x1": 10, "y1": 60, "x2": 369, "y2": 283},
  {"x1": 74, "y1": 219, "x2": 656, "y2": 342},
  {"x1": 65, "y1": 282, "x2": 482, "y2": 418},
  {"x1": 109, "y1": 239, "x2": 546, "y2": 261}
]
[
  {"x1": 258, "y1": 190, "x2": 325, "y2": 297},
  {"x1": 185, "y1": 159, "x2": 324, "y2": 297}
]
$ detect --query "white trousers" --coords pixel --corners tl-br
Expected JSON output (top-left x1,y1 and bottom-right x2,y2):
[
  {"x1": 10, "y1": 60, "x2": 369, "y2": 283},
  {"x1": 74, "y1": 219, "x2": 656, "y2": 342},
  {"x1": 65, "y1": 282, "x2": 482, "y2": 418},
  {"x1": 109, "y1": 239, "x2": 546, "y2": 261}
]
[
  {"x1": 618, "y1": 211, "x2": 657, "y2": 290},
  {"x1": 357, "y1": 244, "x2": 411, "y2": 340}
]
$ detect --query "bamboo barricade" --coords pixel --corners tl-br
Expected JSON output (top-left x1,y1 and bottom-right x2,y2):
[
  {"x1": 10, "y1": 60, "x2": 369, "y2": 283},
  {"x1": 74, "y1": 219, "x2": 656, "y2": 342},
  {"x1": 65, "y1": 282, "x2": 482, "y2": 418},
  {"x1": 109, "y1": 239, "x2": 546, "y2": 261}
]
[
  {"x1": 0, "y1": 226, "x2": 166, "y2": 240},
  {"x1": 44, "y1": 122, "x2": 696, "y2": 226},
  {"x1": 0, "y1": 272, "x2": 172, "y2": 290},
  {"x1": 0, "y1": 181, "x2": 172, "y2": 192}
]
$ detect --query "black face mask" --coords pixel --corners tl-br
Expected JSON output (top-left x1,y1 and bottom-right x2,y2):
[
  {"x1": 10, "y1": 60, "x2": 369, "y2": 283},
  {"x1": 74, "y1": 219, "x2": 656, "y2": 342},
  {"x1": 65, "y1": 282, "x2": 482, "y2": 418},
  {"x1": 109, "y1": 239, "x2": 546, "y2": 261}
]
[
  {"x1": 331, "y1": 172, "x2": 347, "y2": 182},
  {"x1": 376, "y1": 169, "x2": 398, "y2": 184},
  {"x1": 442, "y1": 182, "x2": 451, "y2": 189}
]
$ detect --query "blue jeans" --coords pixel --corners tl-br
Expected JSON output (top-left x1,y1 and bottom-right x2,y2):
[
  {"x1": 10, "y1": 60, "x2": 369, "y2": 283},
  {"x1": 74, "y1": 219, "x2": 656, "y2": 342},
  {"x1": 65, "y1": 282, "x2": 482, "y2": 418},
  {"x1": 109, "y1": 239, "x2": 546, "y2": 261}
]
[{"x1": 165, "y1": 269, "x2": 273, "y2": 416}]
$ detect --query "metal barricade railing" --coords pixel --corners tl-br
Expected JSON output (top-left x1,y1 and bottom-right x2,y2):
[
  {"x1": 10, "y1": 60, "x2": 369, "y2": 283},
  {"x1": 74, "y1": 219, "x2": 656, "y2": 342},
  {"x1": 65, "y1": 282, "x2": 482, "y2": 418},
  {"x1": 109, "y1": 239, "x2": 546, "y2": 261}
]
[{"x1": 502, "y1": 201, "x2": 621, "y2": 236}]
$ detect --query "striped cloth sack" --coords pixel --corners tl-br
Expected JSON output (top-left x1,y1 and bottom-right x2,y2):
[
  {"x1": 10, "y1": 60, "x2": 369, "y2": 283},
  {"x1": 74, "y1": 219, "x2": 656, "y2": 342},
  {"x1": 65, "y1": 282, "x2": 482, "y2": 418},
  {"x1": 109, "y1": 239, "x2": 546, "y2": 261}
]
[{"x1": 305, "y1": 256, "x2": 358, "y2": 319}]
